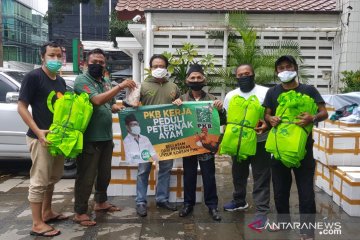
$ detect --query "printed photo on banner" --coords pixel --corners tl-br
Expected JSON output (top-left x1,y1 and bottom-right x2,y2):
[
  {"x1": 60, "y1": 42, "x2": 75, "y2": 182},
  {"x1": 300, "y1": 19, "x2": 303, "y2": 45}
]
[{"x1": 119, "y1": 101, "x2": 221, "y2": 163}]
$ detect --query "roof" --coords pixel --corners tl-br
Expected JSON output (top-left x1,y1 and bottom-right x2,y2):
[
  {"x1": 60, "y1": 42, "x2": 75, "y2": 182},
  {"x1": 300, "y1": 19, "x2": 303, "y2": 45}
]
[{"x1": 116, "y1": 0, "x2": 337, "y2": 13}]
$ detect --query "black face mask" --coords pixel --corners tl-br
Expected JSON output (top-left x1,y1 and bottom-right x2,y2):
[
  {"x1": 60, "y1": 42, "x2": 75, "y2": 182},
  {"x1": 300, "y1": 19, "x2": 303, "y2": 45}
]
[
  {"x1": 88, "y1": 64, "x2": 104, "y2": 79},
  {"x1": 237, "y1": 75, "x2": 255, "y2": 93},
  {"x1": 187, "y1": 82, "x2": 205, "y2": 91}
]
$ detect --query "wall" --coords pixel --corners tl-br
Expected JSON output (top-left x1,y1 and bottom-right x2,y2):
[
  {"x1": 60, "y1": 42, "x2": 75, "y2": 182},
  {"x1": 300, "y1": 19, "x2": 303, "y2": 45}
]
[
  {"x1": 150, "y1": 12, "x2": 340, "y2": 94},
  {"x1": 337, "y1": 0, "x2": 360, "y2": 90}
]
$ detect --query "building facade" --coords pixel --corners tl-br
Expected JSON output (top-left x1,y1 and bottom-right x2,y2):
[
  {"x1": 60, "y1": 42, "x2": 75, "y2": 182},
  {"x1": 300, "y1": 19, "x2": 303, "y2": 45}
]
[
  {"x1": 116, "y1": 0, "x2": 360, "y2": 95},
  {"x1": 2, "y1": 0, "x2": 48, "y2": 64},
  {"x1": 48, "y1": 0, "x2": 131, "y2": 73}
]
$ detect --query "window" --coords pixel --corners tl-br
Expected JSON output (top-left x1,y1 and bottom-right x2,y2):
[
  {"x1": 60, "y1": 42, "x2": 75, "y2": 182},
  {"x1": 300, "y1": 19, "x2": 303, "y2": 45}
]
[{"x1": 0, "y1": 75, "x2": 17, "y2": 102}]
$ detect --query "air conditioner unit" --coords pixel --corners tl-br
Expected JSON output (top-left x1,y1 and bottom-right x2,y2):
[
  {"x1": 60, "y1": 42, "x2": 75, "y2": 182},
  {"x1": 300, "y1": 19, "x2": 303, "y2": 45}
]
[{"x1": 322, "y1": 70, "x2": 332, "y2": 80}]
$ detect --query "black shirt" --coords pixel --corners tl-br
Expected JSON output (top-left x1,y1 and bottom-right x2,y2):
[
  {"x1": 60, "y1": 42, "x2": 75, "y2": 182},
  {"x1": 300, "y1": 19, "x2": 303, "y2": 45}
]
[
  {"x1": 263, "y1": 83, "x2": 325, "y2": 115},
  {"x1": 263, "y1": 83, "x2": 325, "y2": 144},
  {"x1": 19, "y1": 68, "x2": 66, "y2": 139}
]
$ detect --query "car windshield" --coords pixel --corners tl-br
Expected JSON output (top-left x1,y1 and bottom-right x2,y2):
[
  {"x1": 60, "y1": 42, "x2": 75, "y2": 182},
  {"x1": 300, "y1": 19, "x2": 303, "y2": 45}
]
[{"x1": 4, "y1": 71, "x2": 27, "y2": 84}]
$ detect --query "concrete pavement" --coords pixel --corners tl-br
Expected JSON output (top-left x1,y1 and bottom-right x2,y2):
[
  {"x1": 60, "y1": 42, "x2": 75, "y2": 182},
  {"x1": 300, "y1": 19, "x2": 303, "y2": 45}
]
[{"x1": 0, "y1": 157, "x2": 358, "y2": 240}]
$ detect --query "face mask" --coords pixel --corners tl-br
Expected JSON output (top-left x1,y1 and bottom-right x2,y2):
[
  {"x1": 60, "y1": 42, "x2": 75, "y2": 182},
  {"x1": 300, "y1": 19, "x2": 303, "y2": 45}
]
[
  {"x1": 45, "y1": 59, "x2": 62, "y2": 73},
  {"x1": 237, "y1": 75, "x2": 255, "y2": 93},
  {"x1": 278, "y1": 71, "x2": 297, "y2": 83},
  {"x1": 88, "y1": 64, "x2": 104, "y2": 79},
  {"x1": 187, "y1": 82, "x2": 205, "y2": 91},
  {"x1": 151, "y1": 68, "x2": 168, "y2": 79},
  {"x1": 130, "y1": 126, "x2": 141, "y2": 135}
]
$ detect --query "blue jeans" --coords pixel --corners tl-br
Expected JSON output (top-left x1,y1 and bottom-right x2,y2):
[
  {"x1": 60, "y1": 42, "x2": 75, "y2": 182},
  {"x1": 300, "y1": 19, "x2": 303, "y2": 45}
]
[{"x1": 136, "y1": 160, "x2": 173, "y2": 205}]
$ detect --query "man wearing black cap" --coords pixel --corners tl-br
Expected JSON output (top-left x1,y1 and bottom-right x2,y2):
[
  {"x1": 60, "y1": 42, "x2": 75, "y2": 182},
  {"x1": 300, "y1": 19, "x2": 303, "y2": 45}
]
[
  {"x1": 263, "y1": 55, "x2": 328, "y2": 240},
  {"x1": 222, "y1": 64, "x2": 271, "y2": 229},
  {"x1": 123, "y1": 114, "x2": 158, "y2": 164},
  {"x1": 173, "y1": 64, "x2": 226, "y2": 221}
]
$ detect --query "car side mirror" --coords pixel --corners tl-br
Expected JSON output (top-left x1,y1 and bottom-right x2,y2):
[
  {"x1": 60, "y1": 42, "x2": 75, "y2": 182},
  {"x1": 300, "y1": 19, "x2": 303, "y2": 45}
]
[{"x1": 6, "y1": 92, "x2": 19, "y2": 103}]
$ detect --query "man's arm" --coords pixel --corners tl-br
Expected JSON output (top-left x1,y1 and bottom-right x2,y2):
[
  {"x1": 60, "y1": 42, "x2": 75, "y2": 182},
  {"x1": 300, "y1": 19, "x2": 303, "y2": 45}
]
[
  {"x1": 17, "y1": 100, "x2": 50, "y2": 146},
  {"x1": 91, "y1": 79, "x2": 136, "y2": 106},
  {"x1": 264, "y1": 107, "x2": 281, "y2": 127},
  {"x1": 295, "y1": 103, "x2": 328, "y2": 127}
]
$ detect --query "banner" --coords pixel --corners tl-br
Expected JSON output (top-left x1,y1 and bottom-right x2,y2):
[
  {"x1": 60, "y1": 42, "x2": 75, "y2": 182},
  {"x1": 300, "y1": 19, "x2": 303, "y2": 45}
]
[{"x1": 119, "y1": 101, "x2": 220, "y2": 163}]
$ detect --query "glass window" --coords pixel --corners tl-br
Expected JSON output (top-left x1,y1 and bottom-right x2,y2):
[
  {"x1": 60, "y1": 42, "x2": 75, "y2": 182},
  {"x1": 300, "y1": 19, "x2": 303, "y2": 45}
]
[{"x1": 0, "y1": 75, "x2": 17, "y2": 102}]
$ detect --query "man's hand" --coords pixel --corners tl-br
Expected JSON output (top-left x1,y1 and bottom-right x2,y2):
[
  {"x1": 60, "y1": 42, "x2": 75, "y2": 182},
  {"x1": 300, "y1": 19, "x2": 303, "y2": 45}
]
[
  {"x1": 295, "y1": 112, "x2": 314, "y2": 127},
  {"x1": 118, "y1": 79, "x2": 137, "y2": 90},
  {"x1": 254, "y1": 119, "x2": 268, "y2": 134},
  {"x1": 36, "y1": 130, "x2": 51, "y2": 147},
  {"x1": 172, "y1": 98, "x2": 183, "y2": 106},
  {"x1": 268, "y1": 116, "x2": 281, "y2": 127},
  {"x1": 213, "y1": 100, "x2": 223, "y2": 111},
  {"x1": 111, "y1": 104, "x2": 125, "y2": 113}
]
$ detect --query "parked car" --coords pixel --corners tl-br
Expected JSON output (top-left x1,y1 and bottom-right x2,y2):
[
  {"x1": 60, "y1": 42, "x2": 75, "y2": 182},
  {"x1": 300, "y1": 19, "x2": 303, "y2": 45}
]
[{"x1": 0, "y1": 69, "x2": 76, "y2": 178}]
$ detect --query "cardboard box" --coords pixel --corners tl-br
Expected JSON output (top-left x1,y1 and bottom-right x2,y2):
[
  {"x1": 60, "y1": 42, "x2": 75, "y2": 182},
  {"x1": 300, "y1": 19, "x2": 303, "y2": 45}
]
[
  {"x1": 108, "y1": 165, "x2": 156, "y2": 196},
  {"x1": 315, "y1": 160, "x2": 336, "y2": 196},
  {"x1": 318, "y1": 119, "x2": 360, "y2": 129},
  {"x1": 113, "y1": 133, "x2": 125, "y2": 163},
  {"x1": 112, "y1": 113, "x2": 121, "y2": 133},
  {"x1": 332, "y1": 167, "x2": 360, "y2": 216},
  {"x1": 169, "y1": 167, "x2": 203, "y2": 203},
  {"x1": 313, "y1": 128, "x2": 360, "y2": 166}
]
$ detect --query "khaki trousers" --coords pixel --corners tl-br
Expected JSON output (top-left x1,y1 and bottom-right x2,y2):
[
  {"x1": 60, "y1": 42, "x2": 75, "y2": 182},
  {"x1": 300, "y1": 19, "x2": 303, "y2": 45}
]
[{"x1": 26, "y1": 136, "x2": 64, "y2": 203}]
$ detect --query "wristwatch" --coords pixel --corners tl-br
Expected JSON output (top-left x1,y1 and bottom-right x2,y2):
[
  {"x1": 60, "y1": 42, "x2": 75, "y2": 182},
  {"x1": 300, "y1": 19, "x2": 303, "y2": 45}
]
[{"x1": 312, "y1": 115, "x2": 318, "y2": 124}]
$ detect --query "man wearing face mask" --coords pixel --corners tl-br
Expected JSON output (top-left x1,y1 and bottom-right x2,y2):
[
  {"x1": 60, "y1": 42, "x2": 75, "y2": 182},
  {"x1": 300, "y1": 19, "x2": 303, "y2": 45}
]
[
  {"x1": 135, "y1": 54, "x2": 180, "y2": 217},
  {"x1": 263, "y1": 55, "x2": 328, "y2": 240},
  {"x1": 18, "y1": 41, "x2": 67, "y2": 237},
  {"x1": 222, "y1": 64, "x2": 271, "y2": 229},
  {"x1": 73, "y1": 48, "x2": 136, "y2": 226},
  {"x1": 123, "y1": 114, "x2": 159, "y2": 164},
  {"x1": 172, "y1": 64, "x2": 225, "y2": 221}
]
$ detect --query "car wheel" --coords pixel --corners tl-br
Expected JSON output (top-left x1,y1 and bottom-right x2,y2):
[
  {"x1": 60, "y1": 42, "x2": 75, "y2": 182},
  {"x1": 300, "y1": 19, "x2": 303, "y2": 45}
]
[{"x1": 62, "y1": 158, "x2": 77, "y2": 179}]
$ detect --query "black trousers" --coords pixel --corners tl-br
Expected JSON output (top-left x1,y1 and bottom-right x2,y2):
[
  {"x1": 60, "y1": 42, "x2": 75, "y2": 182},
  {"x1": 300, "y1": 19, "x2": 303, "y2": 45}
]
[
  {"x1": 232, "y1": 141, "x2": 271, "y2": 215},
  {"x1": 183, "y1": 155, "x2": 218, "y2": 209},
  {"x1": 271, "y1": 140, "x2": 316, "y2": 236}
]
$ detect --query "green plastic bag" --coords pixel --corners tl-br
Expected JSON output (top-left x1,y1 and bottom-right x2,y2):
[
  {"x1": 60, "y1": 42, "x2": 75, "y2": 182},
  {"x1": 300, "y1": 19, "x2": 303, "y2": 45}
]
[
  {"x1": 46, "y1": 92, "x2": 93, "y2": 158},
  {"x1": 220, "y1": 95, "x2": 264, "y2": 161},
  {"x1": 265, "y1": 90, "x2": 318, "y2": 168}
]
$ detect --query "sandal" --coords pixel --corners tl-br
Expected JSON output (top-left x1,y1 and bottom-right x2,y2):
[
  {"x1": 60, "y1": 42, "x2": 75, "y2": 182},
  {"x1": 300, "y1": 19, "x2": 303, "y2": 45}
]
[
  {"x1": 30, "y1": 227, "x2": 61, "y2": 237},
  {"x1": 94, "y1": 204, "x2": 121, "y2": 212},
  {"x1": 73, "y1": 217, "x2": 96, "y2": 226},
  {"x1": 44, "y1": 213, "x2": 69, "y2": 223}
]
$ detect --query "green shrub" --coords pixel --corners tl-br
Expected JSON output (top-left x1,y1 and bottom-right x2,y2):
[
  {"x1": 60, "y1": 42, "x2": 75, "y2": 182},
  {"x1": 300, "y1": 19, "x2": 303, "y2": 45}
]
[{"x1": 340, "y1": 70, "x2": 360, "y2": 93}]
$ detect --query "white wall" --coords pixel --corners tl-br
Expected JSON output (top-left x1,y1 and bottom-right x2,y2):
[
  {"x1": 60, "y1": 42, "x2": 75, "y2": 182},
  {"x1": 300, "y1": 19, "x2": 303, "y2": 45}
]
[
  {"x1": 151, "y1": 12, "x2": 340, "y2": 94},
  {"x1": 337, "y1": 0, "x2": 360, "y2": 89}
]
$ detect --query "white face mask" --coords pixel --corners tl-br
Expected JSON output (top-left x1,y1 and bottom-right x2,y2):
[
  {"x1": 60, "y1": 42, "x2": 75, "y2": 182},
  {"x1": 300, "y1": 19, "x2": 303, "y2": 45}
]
[
  {"x1": 130, "y1": 126, "x2": 141, "y2": 135},
  {"x1": 278, "y1": 71, "x2": 297, "y2": 83},
  {"x1": 151, "y1": 68, "x2": 168, "y2": 79}
]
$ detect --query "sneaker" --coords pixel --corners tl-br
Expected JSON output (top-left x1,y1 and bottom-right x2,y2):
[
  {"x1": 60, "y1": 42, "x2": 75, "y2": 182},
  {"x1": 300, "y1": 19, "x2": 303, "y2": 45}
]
[
  {"x1": 136, "y1": 204, "x2": 147, "y2": 217},
  {"x1": 249, "y1": 215, "x2": 268, "y2": 230},
  {"x1": 223, "y1": 200, "x2": 248, "y2": 212}
]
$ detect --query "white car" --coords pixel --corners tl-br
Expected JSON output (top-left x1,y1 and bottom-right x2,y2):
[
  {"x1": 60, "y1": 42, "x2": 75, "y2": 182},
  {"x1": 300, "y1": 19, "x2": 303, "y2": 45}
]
[
  {"x1": 0, "y1": 70, "x2": 29, "y2": 159},
  {"x1": 0, "y1": 69, "x2": 76, "y2": 177}
]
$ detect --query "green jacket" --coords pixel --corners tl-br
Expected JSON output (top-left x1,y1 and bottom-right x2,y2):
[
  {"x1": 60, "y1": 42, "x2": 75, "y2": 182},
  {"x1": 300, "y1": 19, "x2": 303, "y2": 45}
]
[{"x1": 140, "y1": 77, "x2": 180, "y2": 105}]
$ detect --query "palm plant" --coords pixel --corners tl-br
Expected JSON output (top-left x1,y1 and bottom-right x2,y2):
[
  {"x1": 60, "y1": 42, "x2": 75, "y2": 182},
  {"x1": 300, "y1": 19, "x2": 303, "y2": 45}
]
[
  {"x1": 211, "y1": 12, "x2": 306, "y2": 88},
  {"x1": 161, "y1": 43, "x2": 216, "y2": 93}
]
